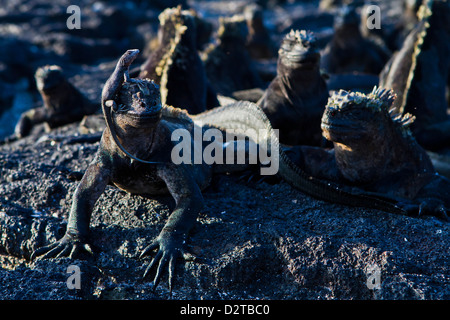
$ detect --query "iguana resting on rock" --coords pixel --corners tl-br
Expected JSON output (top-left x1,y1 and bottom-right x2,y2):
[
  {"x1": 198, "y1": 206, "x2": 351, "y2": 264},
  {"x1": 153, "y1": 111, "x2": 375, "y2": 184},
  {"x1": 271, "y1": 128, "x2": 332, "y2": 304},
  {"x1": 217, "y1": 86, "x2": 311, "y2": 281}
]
[
  {"x1": 379, "y1": 0, "x2": 450, "y2": 151},
  {"x1": 286, "y1": 87, "x2": 449, "y2": 219},
  {"x1": 5, "y1": 65, "x2": 97, "y2": 142},
  {"x1": 321, "y1": 4, "x2": 391, "y2": 75},
  {"x1": 32, "y1": 50, "x2": 409, "y2": 292},
  {"x1": 257, "y1": 30, "x2": 329, "y2": 146}
]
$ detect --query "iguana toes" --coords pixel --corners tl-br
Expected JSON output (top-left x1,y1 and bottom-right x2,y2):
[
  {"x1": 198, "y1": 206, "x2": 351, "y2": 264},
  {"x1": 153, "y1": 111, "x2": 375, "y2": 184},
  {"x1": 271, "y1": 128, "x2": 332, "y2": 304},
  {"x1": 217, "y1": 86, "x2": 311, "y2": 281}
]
[
  {"x1": 257, "y1": 30, "x2": 329, "y2": 146},
  {"x1": 286, "y1": 88, "x2": 449, "y2": 219},
  {"x1": 32, "y1": 50, "x2": 407, "y2": 292}
]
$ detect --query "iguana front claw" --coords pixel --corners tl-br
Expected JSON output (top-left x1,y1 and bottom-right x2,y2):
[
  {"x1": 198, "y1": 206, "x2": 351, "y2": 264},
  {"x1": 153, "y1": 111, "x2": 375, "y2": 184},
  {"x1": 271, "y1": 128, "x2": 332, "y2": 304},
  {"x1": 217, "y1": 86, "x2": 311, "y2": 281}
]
[
  {"x1": 140, "y1": 231, "x2": 196, "y2": 292},
  {"x1": 31, "y1": 231, "x2": 93, "y2": 261}
]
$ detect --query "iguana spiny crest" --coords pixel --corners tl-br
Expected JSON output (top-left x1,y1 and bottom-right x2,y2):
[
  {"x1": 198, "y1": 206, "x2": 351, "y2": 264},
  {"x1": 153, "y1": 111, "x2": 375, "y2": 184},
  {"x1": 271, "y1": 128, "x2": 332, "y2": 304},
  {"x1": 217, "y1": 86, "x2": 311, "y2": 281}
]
[
  {"x1": 326, "y1": 87, "x2": 416, "y2": 135},
  {"x1": 279, "y1": 30, "x2": 319, "y2": 66}
]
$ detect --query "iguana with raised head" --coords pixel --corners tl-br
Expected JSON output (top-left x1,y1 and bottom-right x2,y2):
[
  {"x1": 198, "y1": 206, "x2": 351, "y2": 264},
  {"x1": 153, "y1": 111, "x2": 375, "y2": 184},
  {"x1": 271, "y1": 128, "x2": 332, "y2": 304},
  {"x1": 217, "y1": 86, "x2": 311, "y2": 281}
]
[
  {"x1": 257, "y1": 30, "x2": 329, "y2": 146},
  {"x1": 286, "y1": 87, "x2": 449, "y2": 219},
  {"x1": 32, "y1": 50, "x2": 409, "y2": 292}
]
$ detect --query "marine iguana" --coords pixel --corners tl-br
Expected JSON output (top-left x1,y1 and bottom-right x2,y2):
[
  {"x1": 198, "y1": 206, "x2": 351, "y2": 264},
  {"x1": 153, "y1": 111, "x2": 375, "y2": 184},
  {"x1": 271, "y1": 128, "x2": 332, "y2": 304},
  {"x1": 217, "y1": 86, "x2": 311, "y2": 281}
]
[
  {"x1": 321, "y1": 4, "x2": 391, "y2": 74},
  {"x1": 202, "y1": 15, "x2": 263, "y2": 97},
  {"x1": 286, "y1": 87, "x2": 449, "y2": 219},
  {"x1": 257, "y1": 30, "x2": 329, "y2": 146},
  {"x1": 138, "y1": 6, "x2": 213, "y2": 114},
  {"x1": 243, "y1": 3, "x2": 277, "y2": 60},
  {"x1": 32, "y1": 50, "x2": 409, "y2": 292},
  {"x1": 379, "y1": 0, "x2": 450, "y2": 151},
  {"x1": 8, "y1": 65, "x2": 97, "y2": 141}
]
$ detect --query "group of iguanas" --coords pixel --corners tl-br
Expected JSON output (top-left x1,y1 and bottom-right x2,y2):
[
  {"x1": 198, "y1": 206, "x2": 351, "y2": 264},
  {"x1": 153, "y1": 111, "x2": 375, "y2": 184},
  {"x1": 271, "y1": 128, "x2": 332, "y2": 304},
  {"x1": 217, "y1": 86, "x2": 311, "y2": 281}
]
[{"x1": 2, "y1": 1, "x2": 449, "y2": 292}]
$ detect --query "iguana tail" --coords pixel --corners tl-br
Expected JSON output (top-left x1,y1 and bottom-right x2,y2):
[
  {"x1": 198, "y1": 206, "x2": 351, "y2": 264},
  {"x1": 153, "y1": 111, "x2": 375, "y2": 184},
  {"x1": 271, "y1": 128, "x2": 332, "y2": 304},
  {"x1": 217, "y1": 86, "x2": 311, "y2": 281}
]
[{"x1": 193, "y1": 101, "x2": 406, "y2": 215}]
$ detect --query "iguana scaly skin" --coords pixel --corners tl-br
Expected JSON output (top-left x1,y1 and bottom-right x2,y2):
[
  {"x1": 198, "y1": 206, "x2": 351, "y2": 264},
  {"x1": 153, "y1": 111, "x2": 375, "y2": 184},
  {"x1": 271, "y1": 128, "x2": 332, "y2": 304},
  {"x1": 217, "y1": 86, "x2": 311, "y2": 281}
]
[
  {"x1": 286, "y1": 87, "x2": 449, "y2": 219},
  {"x1": 32, "y1": 50, "x2": 209, "y2": 292}
]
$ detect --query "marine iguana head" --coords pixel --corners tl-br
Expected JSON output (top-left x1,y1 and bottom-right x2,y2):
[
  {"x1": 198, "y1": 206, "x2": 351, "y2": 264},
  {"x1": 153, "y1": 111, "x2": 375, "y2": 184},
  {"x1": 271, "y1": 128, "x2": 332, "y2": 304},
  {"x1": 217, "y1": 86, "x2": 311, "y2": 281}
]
[
  {"x1": 278, "y1": 30, "x2": 320, "y2": 70},
  {"x1": 322, "y1": 87, "x2": 418, "y2": 183},
  {"x1": 321, "y1": 87, "x2": 414, "y2": 146},
  {"x1": 113, "y1": 79, "x2": 162, "y2": 128}
]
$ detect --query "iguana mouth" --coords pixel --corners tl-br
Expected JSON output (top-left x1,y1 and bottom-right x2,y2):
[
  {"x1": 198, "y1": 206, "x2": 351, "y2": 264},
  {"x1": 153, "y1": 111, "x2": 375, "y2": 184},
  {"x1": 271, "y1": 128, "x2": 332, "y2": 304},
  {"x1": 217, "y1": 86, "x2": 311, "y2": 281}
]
[
  {"x1": 321, "y1": 117, "x2": 364, "y2": 131},
  {"x1": 298, "y1": 54, "x2": 319, "y2": 66},
  {"x1": 117, "y1": 109, "x2": 162, "y2": 127},
  {"x1": 281, "y1": 50, "x2": 320, "y2": 67},
  {"x1": 321, "y1": 123, "x2": 359, "y2": 133},
  {"x1": 321, "y1": 121, "x2": 366, "y2": 143},
  {"x1": 115, "y1": 103, "x2": 162, "y2": 119}
]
